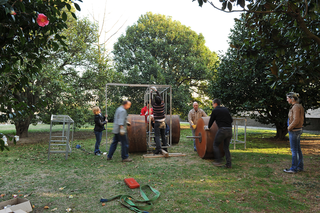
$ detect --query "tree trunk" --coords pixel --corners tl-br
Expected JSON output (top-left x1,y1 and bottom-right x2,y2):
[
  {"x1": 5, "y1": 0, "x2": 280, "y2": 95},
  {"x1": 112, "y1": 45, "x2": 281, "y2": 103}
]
[
  {"x1": 15, "y1": 117, "x2": 31, "y2": 138},
  {"x1": 275, "y1": 125, "x2": 288, "y2": 140}
]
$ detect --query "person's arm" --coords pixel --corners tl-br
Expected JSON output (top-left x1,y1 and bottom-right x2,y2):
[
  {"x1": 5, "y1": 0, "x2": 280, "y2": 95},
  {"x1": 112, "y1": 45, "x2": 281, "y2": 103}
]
[
  {"x1": 208, "y1": 110, "x2": 215, "y2": 129},
  {"x1": 188, "y1": 111, "x2": 194, "y2": 126},
  {"x1": 155, "y1": 91, "x2": 162, "y2": 102},
  {"x1": 140, "y1": 107, "x2": 146, "y2": 116},
  {"x1": 288, "y1": 105, "x2": 300, "y2": 131},
  {"x1": 95, "y1": 115, "x2": 107, "y2": 126}
]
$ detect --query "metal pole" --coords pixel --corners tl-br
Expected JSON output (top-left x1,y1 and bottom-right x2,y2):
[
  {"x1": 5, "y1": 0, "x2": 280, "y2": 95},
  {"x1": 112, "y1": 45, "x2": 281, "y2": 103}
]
[
  {"x1": 105, "y1": 84, "x2": 108, "y2": 152},
  {"x1": 170, "y1": 86, "x2": 172, "y2": 147}
]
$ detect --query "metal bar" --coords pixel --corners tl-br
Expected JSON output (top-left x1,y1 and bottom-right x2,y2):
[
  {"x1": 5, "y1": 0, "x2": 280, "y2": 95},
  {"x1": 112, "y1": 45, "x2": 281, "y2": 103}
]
[
  {"x1": 106, "y1": 83, "x2": 172, "y2": 87},
  {"x1": 186, "y1": 136, "x2": 201, "y2": 139},
  {"x1": 105, "y1": 84, "x2": 108, "y2": 152},
  {"x1": 170, "y1": 85, "x2": 172, "y2": 147}
]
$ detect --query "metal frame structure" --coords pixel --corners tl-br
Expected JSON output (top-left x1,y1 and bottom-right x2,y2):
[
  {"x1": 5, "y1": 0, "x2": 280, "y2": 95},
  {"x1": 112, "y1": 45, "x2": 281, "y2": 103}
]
[
  {"x1": 48, "y1": 115, "x2": 74, "y2": 160},
  {"x1": 105, "y1": 83, "x2": 173, "y2": 152},
  {"x1": 230, "y1": 117, "x2": 247, "y2": 149}
]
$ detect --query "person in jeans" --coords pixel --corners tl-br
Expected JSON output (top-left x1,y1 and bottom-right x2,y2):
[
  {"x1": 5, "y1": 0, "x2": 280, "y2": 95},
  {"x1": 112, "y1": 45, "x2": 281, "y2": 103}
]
[
  {"x1": 207, "y1": 99, "x2": 233, "y2": 168},
  {"x1": 107, "y1": 101, "x2": 132, "y2": 162},
  {"x1": 93, "y1": 107, "x2": 108, "y2": 156},
  {"x1": 284, "y1": 92, "x2": 304, "y2": 174},
  {"x1": 150, "y1": 86, "x2": 168, "y2": 154},
  {"x1": 188, "y1": 101, "x2": 207, "y2": 151}
]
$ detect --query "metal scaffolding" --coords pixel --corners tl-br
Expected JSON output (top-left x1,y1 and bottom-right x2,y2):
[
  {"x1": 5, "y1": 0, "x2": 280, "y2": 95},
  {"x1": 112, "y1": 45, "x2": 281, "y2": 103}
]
[
  {"x1": 48, "y1": 115, "x2": 74, "y2": 160},
  {"x1": 105, "y1": 83, "x2": 173, "y2": 152}
]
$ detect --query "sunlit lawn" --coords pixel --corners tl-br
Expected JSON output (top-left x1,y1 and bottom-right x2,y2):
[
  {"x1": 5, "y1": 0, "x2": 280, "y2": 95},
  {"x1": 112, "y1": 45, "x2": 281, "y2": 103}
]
[{"x1": 0, "y1": 124, "x2": 319, "y2": 212}]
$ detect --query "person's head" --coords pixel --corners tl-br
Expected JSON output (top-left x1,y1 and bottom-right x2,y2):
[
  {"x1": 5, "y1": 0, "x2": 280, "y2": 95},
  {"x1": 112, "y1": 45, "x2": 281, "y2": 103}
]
[
  {"x1": 123, "y1": 100, "x2": 132, "y2": 110},
  {"x1": 212, "y1": 98, "x2": 221, "y2": 108},
  {"x1": 193, "y1": 102, "x2": 199, "y2": 111},
  {"x1": 146, "y1": 101, "x2": 149, "y2": 107},
  {"x1": 286, "y1": 92, "x2": 299, "y2": 104},
  {"x1": 92, "y1": 106, "x2": 101, "y2": 115},
  {"x1": 155, "y1": 96, "x2": 161, "y2": 105}
]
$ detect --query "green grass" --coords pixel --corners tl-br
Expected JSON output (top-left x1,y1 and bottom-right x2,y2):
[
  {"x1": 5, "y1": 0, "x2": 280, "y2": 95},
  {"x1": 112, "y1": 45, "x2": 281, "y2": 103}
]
[{"x1": 0, "y1": 126, "x2": 320, "y2": 212}]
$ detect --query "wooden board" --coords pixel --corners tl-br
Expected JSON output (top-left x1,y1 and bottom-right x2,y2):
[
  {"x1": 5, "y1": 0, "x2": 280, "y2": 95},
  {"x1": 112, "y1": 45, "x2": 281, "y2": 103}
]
[{"x1": 143, "y1": 153, "x2": 186, "y2": 158}]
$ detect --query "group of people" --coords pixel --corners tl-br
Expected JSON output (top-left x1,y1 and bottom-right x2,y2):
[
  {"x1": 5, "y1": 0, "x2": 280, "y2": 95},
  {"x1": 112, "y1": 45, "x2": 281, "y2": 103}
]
[
  {"x1": 187, "y1": 92, "x2": 304, "y2": 173},
  {"x1": 92, "y1": 89, "x2": 305, "y2": 173},
  {"x1": 92, "y1": 86, "x2": 168, "y2": 162}
]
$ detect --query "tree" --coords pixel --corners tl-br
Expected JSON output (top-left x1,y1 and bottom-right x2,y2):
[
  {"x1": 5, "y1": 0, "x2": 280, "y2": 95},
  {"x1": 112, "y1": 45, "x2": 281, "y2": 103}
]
[
  {"x1": 112, "y1": 12, "x2": 219, "y2": 118},
  {"x1": 7, "y1": 13, "x2": 115, "y2": 138},
  {"x1": 1, "y1": 0, "x2": 82, "y2": 150},
  {"x1": 210, "y1": 14, "x2": 320, "y2": 139},
  {"x1": 193, "y1": 0, "x2": 320, "y2": 84}
]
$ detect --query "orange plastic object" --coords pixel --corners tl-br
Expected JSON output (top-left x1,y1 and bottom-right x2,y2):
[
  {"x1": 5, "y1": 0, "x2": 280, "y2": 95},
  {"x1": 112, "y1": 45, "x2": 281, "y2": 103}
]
[{"x1": 124, "y1": 178, "x2": 140, "y2": 189}]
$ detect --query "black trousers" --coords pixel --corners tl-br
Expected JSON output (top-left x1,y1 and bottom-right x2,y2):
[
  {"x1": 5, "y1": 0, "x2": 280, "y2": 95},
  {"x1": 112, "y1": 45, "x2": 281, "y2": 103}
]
[
  {"x1": 213, "y1": 127, "x2": 232, "y2": 166},
  {"x1": 154, "y1": 121, "x2": 167, "y2": 151}
]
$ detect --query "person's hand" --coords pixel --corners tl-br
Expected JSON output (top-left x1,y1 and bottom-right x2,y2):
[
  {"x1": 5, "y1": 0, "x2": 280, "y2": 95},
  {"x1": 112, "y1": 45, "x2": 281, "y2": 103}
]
[
  {"x1": 127, "y1": 121, "x2": 131, "y2": 126},
  {"x1": 151, "y1": 86, "x2": 157, "y2": 91},
  {"x1": 204, "y1": 126, "x2": 210, "y2": 131},
  {"x1": 192, "y1": 125, "x2": 196, "y2": 130}
]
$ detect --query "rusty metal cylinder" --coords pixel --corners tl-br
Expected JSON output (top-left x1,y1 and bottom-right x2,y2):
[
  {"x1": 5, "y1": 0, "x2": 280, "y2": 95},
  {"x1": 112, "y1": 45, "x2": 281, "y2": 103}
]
[
  {"x1": 195, "y1": 117, "x2": 225, "y2": 159},
  {"x1": 127, "y1": 114, "x2": 181, "y2": 153},
  {"x1": 165, "y1": 115, "x2": 180, "y2": 144},
  {"x1": 127, "y1": 114, "x2": 147, "y2": 153}
]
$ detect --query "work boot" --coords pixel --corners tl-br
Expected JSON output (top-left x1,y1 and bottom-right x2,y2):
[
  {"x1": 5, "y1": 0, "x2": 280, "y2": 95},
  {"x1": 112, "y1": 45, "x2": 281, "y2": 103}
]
[{"x1": 122, "y1": 158, "x2": 133, "y2": 162}]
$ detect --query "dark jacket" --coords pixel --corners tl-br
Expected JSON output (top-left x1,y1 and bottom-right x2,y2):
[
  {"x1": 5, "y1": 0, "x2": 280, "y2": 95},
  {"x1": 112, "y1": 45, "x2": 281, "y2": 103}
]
[
  {"x1": 208, "y1": 106, "x2": 233, "y2": 129},
  {"x1": 94, "y1": 113, "x2": 107, "y2": 132}
]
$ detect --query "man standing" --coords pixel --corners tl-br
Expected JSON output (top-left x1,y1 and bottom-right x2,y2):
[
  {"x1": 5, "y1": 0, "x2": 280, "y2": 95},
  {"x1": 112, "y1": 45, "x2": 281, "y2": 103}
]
[
  {"x1": 207, "y1": 99, "x2": 233, "y2": 168},
  {"x1": 107, "y1": 101, "x2": 132, "y2": 162},
  {"x1": 188, "y1": 102, "x2": 207, "y2": 151},
  {"x1": 150, "y1": 86, "x2": 168, "y2": 154}
]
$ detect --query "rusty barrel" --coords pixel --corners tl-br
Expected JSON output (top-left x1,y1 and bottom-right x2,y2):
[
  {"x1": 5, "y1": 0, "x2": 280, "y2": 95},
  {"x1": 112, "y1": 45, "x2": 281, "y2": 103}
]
[
  {"x1": 195, "y1": 117, "x2": 225, "y2": 159},
  {"x1": 165, "y1": 115, "x2": 180, "y2": 144},
  {"x1": 127, "y1": 114, "x2": 147, "y2": 153}
]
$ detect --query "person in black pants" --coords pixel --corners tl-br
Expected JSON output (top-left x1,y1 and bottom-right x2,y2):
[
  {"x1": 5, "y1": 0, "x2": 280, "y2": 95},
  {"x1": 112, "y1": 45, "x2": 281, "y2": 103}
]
[
  {"x1": 150, "y1": 86, "x2": 168, "y2": 154},
  {"x1": 93, "y1": 106, "x2": 108, "y2": 156},
  {"x1": 207, "y1": 99, "x2": 233, "y2": 168}
]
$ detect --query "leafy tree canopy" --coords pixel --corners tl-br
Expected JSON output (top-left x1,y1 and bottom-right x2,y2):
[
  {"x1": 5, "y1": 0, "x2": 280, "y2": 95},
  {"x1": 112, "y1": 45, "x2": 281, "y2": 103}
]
[
  {"x1": 193, "y1": 0, "x2": 320, "y2": 85},
  {"x1": 0, "y1": 0, "x2": 82, "y2": 150},
  {"x1": 210, "y1": 13, "x2": 320, "y2": 139},
  {"x1": 112, "y1": 12, "x2": 219, "y2": 118}
]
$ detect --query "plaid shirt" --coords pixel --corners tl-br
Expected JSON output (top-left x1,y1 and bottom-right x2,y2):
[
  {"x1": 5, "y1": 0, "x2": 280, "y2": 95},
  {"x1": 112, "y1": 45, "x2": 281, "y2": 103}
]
[{"x1": 188, "y1": 108, "x2": 207, "y2": 126}]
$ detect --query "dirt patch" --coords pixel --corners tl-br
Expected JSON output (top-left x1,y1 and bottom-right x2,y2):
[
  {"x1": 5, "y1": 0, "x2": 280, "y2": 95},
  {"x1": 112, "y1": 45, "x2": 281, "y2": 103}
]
[{"x1": 7, "y1": 131, "x2": 94, "y2": 146}]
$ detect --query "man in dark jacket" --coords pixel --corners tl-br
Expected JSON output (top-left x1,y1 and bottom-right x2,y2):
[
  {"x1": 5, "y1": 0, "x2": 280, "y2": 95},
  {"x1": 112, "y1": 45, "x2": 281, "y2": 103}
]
[{"x1": 207, "y1": 99, "x2": 233, "y2": 168}]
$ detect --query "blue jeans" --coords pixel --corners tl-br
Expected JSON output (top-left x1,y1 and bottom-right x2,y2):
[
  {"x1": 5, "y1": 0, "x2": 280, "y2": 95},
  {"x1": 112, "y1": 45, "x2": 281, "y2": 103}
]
[
  {"x1": 191, "y1": 128, "x2": 196, "y2": 151},
  {"x1": 94, "y1": 131, "x2": 102, "y2": 154},
  {"x1": 213, "y1": 127, "x2": 232, "y2": 167},
  {"x1": 289, "y1": 130, "x2": 303, "y2": 171},
  {"x1": 107, "y1": 134, "x2": 129, "y2": 160}
]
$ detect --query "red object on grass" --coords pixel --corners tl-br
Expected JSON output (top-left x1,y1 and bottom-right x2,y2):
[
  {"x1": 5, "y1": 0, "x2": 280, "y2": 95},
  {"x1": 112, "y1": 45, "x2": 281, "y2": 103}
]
[{"x1": 124, "y1": 178, "x2": 140, "y2": 189}]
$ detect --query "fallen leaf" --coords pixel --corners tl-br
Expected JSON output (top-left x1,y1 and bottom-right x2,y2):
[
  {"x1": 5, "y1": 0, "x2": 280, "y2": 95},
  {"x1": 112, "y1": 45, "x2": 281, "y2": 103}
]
[
  {"x1": 68, "y1": 195, "x2": 73, "y2": 199},
  {"x1": 66, "y1": 208, "x2": 72, "y2": 212},
  {"x1": 51, "y1": 208, "x2": 57, "y2": 211},
  {"x1": 102, "y1": 203, "x2": 105, "y2": 206},
  {"x1": 44, "y1": 206, "x2": 49, "y2": 209}
]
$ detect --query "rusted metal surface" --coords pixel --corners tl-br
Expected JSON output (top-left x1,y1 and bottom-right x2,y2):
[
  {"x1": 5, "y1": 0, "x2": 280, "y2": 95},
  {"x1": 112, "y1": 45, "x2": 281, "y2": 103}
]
[
  {"x1": 195, "y1": 117, "x2": 225, "y2": 159},
  {"x1": 165, "y1": 115, "x2": 180, "y2": 144},
  {"x1": 127, "y1": 114, "x2": 147, "y2": 153}
]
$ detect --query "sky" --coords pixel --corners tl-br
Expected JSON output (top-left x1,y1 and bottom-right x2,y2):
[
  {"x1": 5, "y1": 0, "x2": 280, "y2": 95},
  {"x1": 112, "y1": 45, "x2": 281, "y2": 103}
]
[{"x1": 77, "y1": 0, "x2": 242, "y2": 54}]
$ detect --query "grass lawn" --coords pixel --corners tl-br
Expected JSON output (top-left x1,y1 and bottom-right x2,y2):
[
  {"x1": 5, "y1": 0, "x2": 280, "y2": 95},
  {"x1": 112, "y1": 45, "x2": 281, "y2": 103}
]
[{"x1": 0, "y1": 124, "x2": 320, "y2": 212}]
